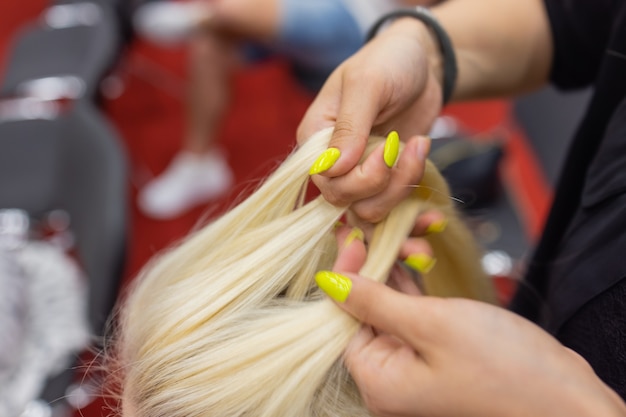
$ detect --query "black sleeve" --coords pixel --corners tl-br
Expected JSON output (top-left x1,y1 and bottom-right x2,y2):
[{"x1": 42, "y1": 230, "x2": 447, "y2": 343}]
[
  {"x1": 545, "y1": 0, "x2": 615, "y2": 90},
  {"x1": 557, "y1": 277, "x2": 626, "y2": 401}
]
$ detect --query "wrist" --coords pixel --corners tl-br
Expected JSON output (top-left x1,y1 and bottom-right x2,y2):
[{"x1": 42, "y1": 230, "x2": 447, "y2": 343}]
[
  {"x1": 366, "y1": 7, "x2": 456, "y2": 104},
  {"x1": 407, "y1": 18, "x2": 445, "y2": 101}
]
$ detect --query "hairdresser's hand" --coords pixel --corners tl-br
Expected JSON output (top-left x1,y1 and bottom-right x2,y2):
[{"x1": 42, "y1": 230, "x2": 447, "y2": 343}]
[
  {"x1": 298, "y1": 18, "x2": 443, "y2": 223},
  {"x1": 316, "y1": 240, "x2": 626, "y2": 417}
]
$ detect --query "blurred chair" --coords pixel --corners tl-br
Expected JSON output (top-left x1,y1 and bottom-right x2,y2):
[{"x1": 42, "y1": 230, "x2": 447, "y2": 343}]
[
  {"x1": 0, "y1": 0, "x2": 123, "y2": 101},
  {"x1": 0, "y1": 0, "x2": 129, "y2": 337},
  {"x1": 0, "y1": 1, "x2": 128, "y2": 414},
  {"x1": 0, "y1": 97, "x2": 128, "y2": 414},
  {"x1": 0, "y1": 97, "x2": 128, "y2": 339}
]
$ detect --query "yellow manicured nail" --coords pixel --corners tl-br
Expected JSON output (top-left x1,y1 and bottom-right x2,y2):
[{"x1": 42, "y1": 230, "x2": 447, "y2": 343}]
[
  {"x1": 309, "y1": 148, "x2": 341, "y2": 175},
  {"x1": 384, "y1": 131, "x2": 400, "y2": 168},
  {"x1": 315, "y1": 271, "x2": 352, "y2": 303},
  {"x1": 404, "y1": 254, "x2": 437, "y2": 274},
  {"x1": 426, "y1": 219, "x2": 448, "y2": 234},
  {"x1": 343, "y1": 227, "x2": 364, "y2": 247},
  {"x1": 334, "y1": 220, "x2": 345, "y2": 230}
]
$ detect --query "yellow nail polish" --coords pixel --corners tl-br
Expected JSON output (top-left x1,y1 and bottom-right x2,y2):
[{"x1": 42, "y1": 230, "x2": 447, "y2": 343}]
[
  {"x1": 309, "y1": 148, "x2": 341, "y2": 175},
  {"x1": 384, "y1": 131, "x2": 400, "y2": 168},
  {"x1": 315, "y1": 271, "x2": 353, "y2": 303},
  {"x1": 404, "y1": 254, "x2": 437, "y2": 274},
  {"x1": 343, "y1": 227, "x2": 364, "y2": 247},
  {"x1": 334, "y1": 220, "x2": 345, "y2": 230},
  {"x1": 426, "y1": 219, "x2": 448, "y2": 234}
]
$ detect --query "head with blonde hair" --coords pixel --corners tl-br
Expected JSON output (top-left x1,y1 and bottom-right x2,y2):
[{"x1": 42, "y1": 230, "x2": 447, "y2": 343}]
[{"x1": 112, "y1": 128, "x2": 495, "y2": 417}]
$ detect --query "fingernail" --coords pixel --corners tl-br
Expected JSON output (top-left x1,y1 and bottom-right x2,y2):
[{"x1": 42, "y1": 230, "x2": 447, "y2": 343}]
[
  {"x1": 404, "y1": 253, "x2": 437, "y2": 274},
  {"x1": 334, "y1": 220, "x2": 345, "y2": 230},
  {"x1": 417, "y1": 135, "x2": 431, "y2": 159},
  {"x1": 426, "y1": 219, "x2": 448, "y2": 234},
  {"x1": 384, "y1": 131, "x2": 400, "y2": 168},
  {"x1": 315, "y1": 271, "x2": 352, "y2": 303},
  {"x1": 309, "y1": 148, "x2": 341, "y2": 175},
  {"x1": 343, "y1": 227, "x2": 364, "y2": 247}
]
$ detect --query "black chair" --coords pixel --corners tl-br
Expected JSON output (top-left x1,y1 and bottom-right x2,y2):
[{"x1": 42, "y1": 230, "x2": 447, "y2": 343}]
[
  {"x1": 0, "y1": 0, "x2": 129, "y2": 336},
  {"x1": 0, "y1": 0, "x2": 123, "y2": 101},
  {"x1": 0, "y1": 2, "x2": 131, "y2": 413},
  {"x1": 0, "y1": 98, "x2": 128, "y2": 412},
  {"x1": 0, "y1": 98, "x2": 127, "y2": 337}
]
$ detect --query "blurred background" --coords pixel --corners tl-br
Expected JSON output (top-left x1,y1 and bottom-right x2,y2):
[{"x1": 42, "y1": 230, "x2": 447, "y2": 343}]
[{"x1": 0, "y1": 0, "x2": 590, "y2": 416}]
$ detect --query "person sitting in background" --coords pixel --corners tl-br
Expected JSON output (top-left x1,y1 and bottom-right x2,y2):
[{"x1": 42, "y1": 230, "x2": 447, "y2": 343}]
[{"x1": 132, "y1": 0, "x2": 440, "y2": 219}]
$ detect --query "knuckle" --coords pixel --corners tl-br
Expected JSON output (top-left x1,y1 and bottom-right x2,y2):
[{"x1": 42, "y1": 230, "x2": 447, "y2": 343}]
[
  {"x1": 344, "y1": 66, "x2": 382, "y2": 87},
  {"x1": 332, "y1": 119, "x2": 359, "y2": 143},
  {"x1": 356, "y1": 168, "x2": 388, "y2": 194},
  {"x1": 368, "y1": 173, "x2": 388, "y2": 191},
  {"x1": 353, "y1": 204, "x2": 387, "y2": 224},
  {"x1": 321, "y1": 188, "x2": 349, "y2": 207}
]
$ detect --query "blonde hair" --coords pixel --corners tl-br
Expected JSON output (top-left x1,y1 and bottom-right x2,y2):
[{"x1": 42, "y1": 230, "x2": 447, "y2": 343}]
[{"x1": 115, "y1": 128, "x2": 496, "y2": 417}]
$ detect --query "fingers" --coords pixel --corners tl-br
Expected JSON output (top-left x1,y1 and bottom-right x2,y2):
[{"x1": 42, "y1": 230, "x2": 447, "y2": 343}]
[
  {"x1": 311, "y1": 135, "x2": 430, "y2": 223},
  {"x1": 410, "y1": 209, "x2": 448, "y2": 236},
  {"x1": 388, "y1": 264, "x2": 423, "y2": 296},
  {"x1": 299, "y1": 54, "x2": 393, "y2": 177},
  {"x1": 297, "y1": 70, "x2": 343, "y2": 144},
  {"x1": 397, "y1": 211, "x2": 447, "y2": 275},
  {"x1": 333, "y1": 226, "x2": 367, "y2": 273},
  {"x1": 297, "y1": 58, "x2": 381, "y2": 151},
  {"x1": 334, "y1": 224, "x2": 433, "y2": 295},
  {"x1": 310, "y1": 142, "x2": 391, "y2": 208},
  {"x1": 322, "y1": 71, "x2": 386, "y2": 177},
  {"x1": 349, "y1": 135, "x2": 430, "y2": 222},
  {"x1": 344, "y1": 326, "x2": 429, "y2": 417},
  {"x1": 315, "y1": 269, "x2": 441, "y2": 352}
]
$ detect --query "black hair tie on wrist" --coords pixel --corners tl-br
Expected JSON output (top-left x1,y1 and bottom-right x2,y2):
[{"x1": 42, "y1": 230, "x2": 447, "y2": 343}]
[{"x1": 366, "y1": 6, "x2": 458, "y2": 105}]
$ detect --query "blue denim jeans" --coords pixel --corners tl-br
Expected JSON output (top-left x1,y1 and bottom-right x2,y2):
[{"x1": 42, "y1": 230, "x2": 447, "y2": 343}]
[{"x1": 275, "y1": 0, "x2": 363, "y2": 90}]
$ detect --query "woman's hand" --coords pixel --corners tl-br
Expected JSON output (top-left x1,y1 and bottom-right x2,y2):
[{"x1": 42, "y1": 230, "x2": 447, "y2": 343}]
[
  {"x1": 316, "y1": 233, "x2": 626, "y2": 417},
  {"x1": 298, "y1": 18, "x2": 443, "y2": 223}
]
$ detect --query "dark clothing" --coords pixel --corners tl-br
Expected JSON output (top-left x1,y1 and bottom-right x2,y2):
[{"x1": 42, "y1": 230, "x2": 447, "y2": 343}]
[{"x1": 510, "y1": 0, "x2": 626, "y2": 399}]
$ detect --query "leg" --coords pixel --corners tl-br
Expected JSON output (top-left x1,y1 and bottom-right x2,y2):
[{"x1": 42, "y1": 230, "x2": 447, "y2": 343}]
[
  {"x1": 209, "y1": 0, "x2": 281, "y2": 41},
  {"x1": 137, "y1": 30, "x2": 235, "y2": 219},
  {"x1": 184, "y1": 30, "x2": 235, "y2": 154}
]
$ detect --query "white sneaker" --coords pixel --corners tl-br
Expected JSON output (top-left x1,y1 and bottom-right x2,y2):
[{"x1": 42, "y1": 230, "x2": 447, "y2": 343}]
[
  {"x1": 133, "y1": 1, "x2": 212, "y2": 46},
  {"x1": 138, "y1": 150, "x2": 234, "y2": 219}
]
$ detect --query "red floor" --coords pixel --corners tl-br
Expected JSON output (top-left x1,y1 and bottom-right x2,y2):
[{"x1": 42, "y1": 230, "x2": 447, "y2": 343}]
[{"x1": 1, "y1": 3, "x2": 551, "y2": 416}]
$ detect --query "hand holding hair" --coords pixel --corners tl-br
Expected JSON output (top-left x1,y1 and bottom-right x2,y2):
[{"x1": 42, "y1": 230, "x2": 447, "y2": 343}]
[
  {"x1": 115, "y1": 129, "x2": 497, "y2": 417},
  {"x1": 297, "y1": 15, "x2": 443, "y2": 223},
  {"x1": 316, "y1": 238, "x2": 626, "y2": 417}
]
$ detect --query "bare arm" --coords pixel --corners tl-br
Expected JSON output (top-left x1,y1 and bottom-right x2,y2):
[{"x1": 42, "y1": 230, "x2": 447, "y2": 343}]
[
  {"x1": 431, "y1": 0, "x2": 553, "y2": 100},
  {"x1": 206, "y1": 0, "x2": 281, "y2": 41}
]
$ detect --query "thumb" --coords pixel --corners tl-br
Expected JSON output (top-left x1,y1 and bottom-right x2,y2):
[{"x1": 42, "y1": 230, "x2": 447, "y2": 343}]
[
  {"x1": 315, "y1": 269, "x2": 436, "y2": 351},
  {"x1": 313, "y1": 72, "x2": 386, "y2": 178}
]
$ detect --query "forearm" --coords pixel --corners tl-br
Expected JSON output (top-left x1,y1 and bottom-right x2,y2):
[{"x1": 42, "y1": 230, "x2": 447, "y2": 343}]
[
  {"x1": 431, "y1": 0, "x2": 553, "y2": 101},
  {"x1": 208, "y1": 0, "x2": 280, "y2": 41}
]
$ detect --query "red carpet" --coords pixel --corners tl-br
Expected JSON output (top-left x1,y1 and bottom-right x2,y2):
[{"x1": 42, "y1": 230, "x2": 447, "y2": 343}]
[{"x1": 1, "y1": 3, "x2": 551, "y2": 416}]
